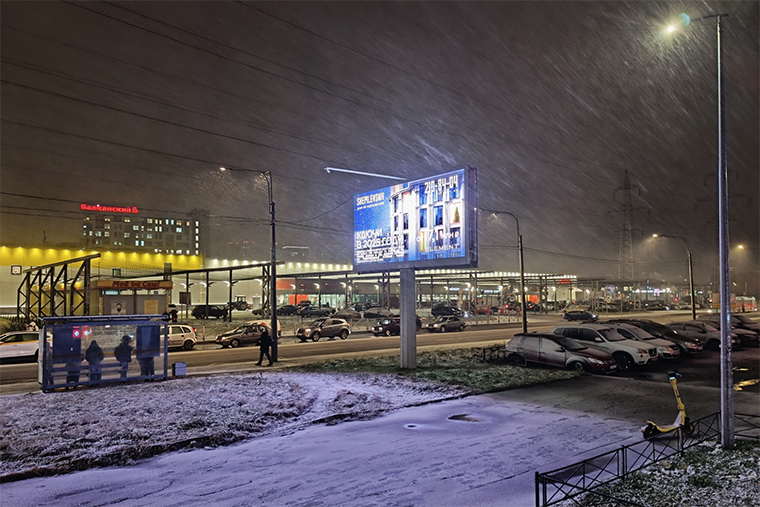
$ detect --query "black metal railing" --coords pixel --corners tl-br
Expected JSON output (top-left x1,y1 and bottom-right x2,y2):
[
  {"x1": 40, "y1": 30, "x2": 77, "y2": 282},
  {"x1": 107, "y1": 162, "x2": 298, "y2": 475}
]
[{"x1": 535, "y1": 412, "x2": 759, "y2": 507}]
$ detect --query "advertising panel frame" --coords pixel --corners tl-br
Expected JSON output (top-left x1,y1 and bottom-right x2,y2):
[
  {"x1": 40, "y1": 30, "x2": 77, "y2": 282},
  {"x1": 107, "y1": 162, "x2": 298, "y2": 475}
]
[{"x1": 353, "y1": 166, "x2": 478, "y2": 273}]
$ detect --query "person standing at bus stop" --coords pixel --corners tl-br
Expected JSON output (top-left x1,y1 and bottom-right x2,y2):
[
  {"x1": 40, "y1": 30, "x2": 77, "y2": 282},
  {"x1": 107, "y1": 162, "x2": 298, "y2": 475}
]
[
  {"x1": 114, "y1": 335, "x2": 133, "y2": 379},
  {"x1": 256, "y1": 325, "x2": 273, "y2": 367}
]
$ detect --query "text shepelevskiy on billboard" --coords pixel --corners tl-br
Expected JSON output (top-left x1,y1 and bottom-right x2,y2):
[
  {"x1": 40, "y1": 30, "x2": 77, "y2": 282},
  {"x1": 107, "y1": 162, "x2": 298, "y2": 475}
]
[{"x1": 353, "y1": 167, "x2": 478, "y2": 273}]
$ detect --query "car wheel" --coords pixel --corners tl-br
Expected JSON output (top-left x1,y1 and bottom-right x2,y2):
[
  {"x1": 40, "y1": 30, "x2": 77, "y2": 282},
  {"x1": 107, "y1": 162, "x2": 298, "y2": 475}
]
[
  {"x1": 706, "y1": 339, "x2": 720, "y2": 351},
  {"x1": 439, "y1": 326, "x2": 447, "y2": 333},
  {"x1": 458, "y1": 325, "x2": 465, "y2": 332},
  {"x1": 183, "y1": 340, "x2": 195, "y2": 351},
  {"x1": 311, "y1": 332, "x2": 321, "y2": 342},
  {"x1": 33, "y1": 350, "x2": 39, "y2": 362},
  {"x1": 384, "y1": 329, "x2": 392, "y2": 337},
  {"x1": 339, "y1": 330, "x2": 349, "y2": 340},
  {"x1": 612, "y1": 352, "x2": 634, "y2": 371},
  {"x1": 569, "y1": 361, "x2": 585, "y2": 371},
  {"x1": 506, "y1": 353, "x2": 522, "y2": 365},
  {"x1": 230, "y1": 339, "x2": 240, "y2": 348}
]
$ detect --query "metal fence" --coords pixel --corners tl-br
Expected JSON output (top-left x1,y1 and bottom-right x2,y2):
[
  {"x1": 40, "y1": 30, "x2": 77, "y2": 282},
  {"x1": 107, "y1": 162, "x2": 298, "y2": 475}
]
[{"x1": 535, "y1": 412, "x2": 760, "y2": 507}]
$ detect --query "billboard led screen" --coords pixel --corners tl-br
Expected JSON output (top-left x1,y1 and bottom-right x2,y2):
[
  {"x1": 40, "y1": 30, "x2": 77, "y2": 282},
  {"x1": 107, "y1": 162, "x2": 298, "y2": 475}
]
[{"x1": 353, "y1": 167, "x2": 477, "y2": 272}]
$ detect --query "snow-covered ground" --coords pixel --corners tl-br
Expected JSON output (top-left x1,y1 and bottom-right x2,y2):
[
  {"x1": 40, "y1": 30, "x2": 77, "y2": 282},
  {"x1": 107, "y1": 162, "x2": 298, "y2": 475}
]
[{"x1": 0, "y1": 371, "x2": 471, "y2": 478}]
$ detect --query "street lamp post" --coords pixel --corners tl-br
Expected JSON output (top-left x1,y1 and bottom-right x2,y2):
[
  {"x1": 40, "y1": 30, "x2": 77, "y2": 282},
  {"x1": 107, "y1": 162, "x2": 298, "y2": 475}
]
[
  {"x1": 220, "y1": 166, "x2": 278, "y2": 362},
  {"x1": 481, "y1": 209, "x2": 527, "y2": 333},
  {"x1": 667, "y1": 12, "x2": 732, "y2": 449},
  {"x1": 652, "y1": 234, "x2": 696, "y2": 321}
]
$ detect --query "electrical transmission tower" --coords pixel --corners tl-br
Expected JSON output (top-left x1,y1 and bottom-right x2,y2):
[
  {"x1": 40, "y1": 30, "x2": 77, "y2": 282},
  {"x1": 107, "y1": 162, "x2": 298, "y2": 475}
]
[{"x1": 608, "y1": 170, "x2": 647, "y2": 308}]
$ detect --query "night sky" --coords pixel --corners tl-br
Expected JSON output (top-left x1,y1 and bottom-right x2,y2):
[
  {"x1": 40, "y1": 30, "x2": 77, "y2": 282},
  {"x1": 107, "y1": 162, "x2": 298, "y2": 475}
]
[{"x1": 1, "y1": 1, "x2": 757, "y2": 291}]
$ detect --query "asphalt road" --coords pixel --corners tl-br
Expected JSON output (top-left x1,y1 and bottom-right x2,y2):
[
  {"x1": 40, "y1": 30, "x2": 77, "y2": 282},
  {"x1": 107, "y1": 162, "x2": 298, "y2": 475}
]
[{"x1": 2, "y1": 312, "x2": 758, "y2": 395}]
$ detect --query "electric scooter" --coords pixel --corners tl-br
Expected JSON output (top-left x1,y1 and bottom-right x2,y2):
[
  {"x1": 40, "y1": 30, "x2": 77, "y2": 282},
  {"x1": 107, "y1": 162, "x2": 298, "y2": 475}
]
[{"x1": 642, "y1": 370, "x2": 695, "y2": 439}]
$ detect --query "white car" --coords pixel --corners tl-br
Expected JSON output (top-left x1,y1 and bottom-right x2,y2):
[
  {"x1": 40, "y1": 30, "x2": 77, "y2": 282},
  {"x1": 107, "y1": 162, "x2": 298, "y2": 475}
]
[
  {"x1": 0, "y1": 331, "x2": 40, "y2": 361},
  {"x1": 551, "y1": 324, "x2": 658, "y2": 370},
  {"x1": 604, "y1": 323, "x2": 681, "y2": 360},
  {"x1": 167, "y1": 325, "x2": 197, "y2": 350}
]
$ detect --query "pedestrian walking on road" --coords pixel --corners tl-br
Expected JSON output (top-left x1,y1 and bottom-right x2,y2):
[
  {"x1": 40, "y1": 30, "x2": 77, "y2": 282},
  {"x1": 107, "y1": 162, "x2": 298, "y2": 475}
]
[{"x1": 256, "y1": 326, "x2": 273, "y2": 366}]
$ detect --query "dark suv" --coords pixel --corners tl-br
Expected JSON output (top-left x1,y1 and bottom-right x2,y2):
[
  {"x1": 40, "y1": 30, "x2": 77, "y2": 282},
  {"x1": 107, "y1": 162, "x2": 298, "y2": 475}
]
[
  {"x1": 191, "y1": 305, "x2": 229, "y2": 319},
  {"x1": 296, "y1": 318, "x2": 350, "y2": 342},
  {"x1": 371, "y1": 317, "x2": 423, "y2": 336},
  {"x1": 299, "y1": 305, "x2": 334, "y2": 317},
  {"x1": 431, "y1": 304, "x2": 462, "y2": 317}
]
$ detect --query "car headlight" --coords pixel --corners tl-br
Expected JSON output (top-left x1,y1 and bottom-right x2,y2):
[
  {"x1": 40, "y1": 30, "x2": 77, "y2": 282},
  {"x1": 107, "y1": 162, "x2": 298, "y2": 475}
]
[
  {"x1": 304, "y1": 328, "x2": 311, "y2": 334},
  {"x1": 587, "y1": 358, "x2": 604, "y2": 365},
  {"x1": 657, "y1": 346, "x2": 668, "y2": 353},
  {"x1": 688, "y1": 342, "x2": 700, "y2": 349},
  {"x1": 637, "y1": 349, "x2": 647, "y2": 354}
]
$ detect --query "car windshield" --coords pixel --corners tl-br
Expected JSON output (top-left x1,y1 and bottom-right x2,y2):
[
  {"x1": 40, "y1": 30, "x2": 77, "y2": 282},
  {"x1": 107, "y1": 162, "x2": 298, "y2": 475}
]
[
  {"x1": 310, "y1": 319, "x2": 327, "y2": 326},
  {"x1": 598, "y1": 329, "x2": 626, "y2": 341},
  {"x1": 622, "y1": 326, "x2": 654, "y2": 340},
  {"x1": 556, "y1": 337, "x2": 587, "y2": 351},
  {"x1": 701, "y1": 322, "x2": 719, "y2": 332},
  {"x1": 734, "y1": 315, "x2": 755, "y2": 325}
]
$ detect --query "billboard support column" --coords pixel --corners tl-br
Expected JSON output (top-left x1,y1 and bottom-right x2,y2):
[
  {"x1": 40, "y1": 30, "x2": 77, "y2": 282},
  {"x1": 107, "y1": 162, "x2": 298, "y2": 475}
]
[{"x1": 400, "y1": 268, "x2": 417, "y2": 369}]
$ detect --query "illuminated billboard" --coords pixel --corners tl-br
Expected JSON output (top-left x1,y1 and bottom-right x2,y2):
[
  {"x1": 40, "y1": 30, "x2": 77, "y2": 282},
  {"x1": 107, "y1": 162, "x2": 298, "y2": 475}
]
[{"x1": 353, "y1": 167, "x2": 478, "y2": 272}]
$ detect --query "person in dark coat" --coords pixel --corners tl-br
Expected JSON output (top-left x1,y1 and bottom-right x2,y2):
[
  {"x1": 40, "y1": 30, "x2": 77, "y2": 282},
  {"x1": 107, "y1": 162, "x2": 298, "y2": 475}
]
[
  {"x1": 85, "y1": 340, "x2": 105, "y2": 383},
  {"x1": 114, "y1": 335, "x2": 133, "y2": 379},
  {"x1": 256, "y1": 326, "x2": 273, "y2": 366}
]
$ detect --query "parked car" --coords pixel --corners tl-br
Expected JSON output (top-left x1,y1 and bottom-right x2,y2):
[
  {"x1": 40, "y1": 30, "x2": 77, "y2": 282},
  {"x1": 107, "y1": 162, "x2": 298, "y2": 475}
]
[
  {"x1": 363, "y1": 307, "x2": 394, "y2": 319},
  {"x1": 551, "y1": 324, "x2": 658, "y2": 370},
  {"x1": 192, "y1": 305, "x2": 228, "y2": 320},
  {"x1": 643, "y1": 301, "x2": 670, "y2": 311},
  {"x1": 666, "y1": 320, "x2": 741, "y2": 351},
  {"x1": 276, "y1": 305, "x2": 299, "y2": 316},
  {"x1": 333, "y1": 309, "x2": 363, "y2": 321},
  {"x1": 697, "y1": 314, "x2": 760, "y2": 345},
  {"x1": 603, "y1": 322, "x2": 680, "y2": 360},
  {"x1": 371, "y1": 317, "x2": 423, "y2": 336},
  {"x1": 563, "y1": 310, "x2": 598, "y2": 322},
  {"x1": 431, "y1": 304, "x2": 463, "y2": 317},
  {"x1": 426, "y1": 316, "x2": 466, "y2": 333},
  {"x1": 505, "y1": 333, "x2": 617, "y2": 373},
  {"x1": 698, "y1": 313, "x2": 759, "y2": 333},
  {"x1": 694, "y1": 317, "x2": 759, "y2": 348},
  {"x1": 216, "y1": 322, "x2": 268, "y2": 348},
  {"x1": 296, "y1": 318, "x2": 350, "y2": 342},
  {"x1": 604, "y1": 319, "x2": 703, "y2": 355},
  {"x1": 299, "y1": 305, "x2": 334, "y2": 317},
  {"x1": 0, "y1": 331, "x2": 39, "y2": 361},
  {"x1": 167, "y1": 325, "x2": 197, "y2": 351}
]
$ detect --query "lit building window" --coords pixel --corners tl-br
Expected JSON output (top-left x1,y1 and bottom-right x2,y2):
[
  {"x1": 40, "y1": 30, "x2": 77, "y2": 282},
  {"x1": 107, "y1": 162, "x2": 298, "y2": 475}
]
[
  {"x1": 104, "y1": 232, "x2": 110, "y2": 237},
  {"x1": 176, "y1": 227, "x2": 182, "y2": 233}
]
